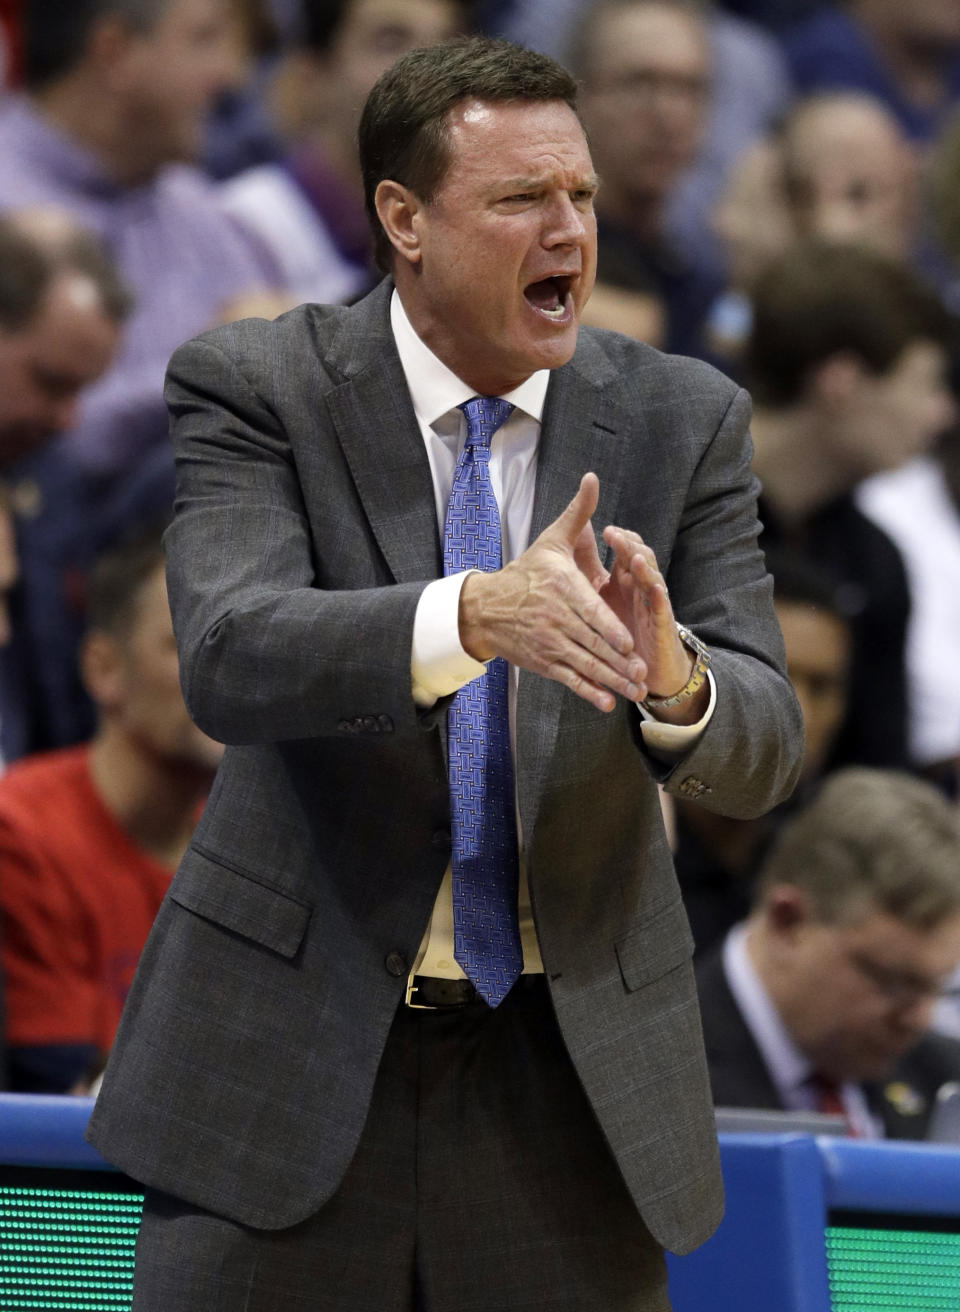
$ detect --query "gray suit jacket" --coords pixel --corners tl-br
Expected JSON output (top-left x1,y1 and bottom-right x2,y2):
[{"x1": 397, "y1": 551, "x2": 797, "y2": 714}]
[{"x1": 87, "y1": 279, "x2": 803, "y2": 1256}]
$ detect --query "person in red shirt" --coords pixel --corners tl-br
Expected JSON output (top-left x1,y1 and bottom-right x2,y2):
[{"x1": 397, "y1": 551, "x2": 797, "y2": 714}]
[{"x1": 0, "y1": 527, "x2": 223, "y2": 1091}]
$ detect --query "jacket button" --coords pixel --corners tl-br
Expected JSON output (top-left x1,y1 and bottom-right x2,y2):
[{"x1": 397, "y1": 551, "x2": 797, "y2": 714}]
[
  {"x1": 363, "y1": 715, "x2": 378, "y2": 732},
  {"x1": 385, "y1": 952, "x2": 407, "y2": 977},
  {"x1": 337, "y1": 720, "x2": 351, "y2": 733},
  {"x1": 431, "y1": 828, "x2": 451, "y2": 852},
  {"x1": 378, "y1": 714, "x2": 394, "y2": 732}
]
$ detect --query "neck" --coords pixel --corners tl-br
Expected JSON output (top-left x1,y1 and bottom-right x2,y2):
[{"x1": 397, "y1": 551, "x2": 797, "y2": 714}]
[
  {"x1": 34, "y1": 78, "x2": 158, "y2": 187},
  {"x1": 751, "y1": 406, "x2": 851, "y2": 525},
  {"x1": 88, "y1": 730, "x2": 211, "y2": 869}
]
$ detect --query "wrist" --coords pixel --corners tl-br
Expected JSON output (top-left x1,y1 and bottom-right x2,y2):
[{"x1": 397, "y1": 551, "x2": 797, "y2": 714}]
[
  {"x1": 641, "y1": 626, "x2": 711, "y2": 714},
  {"x1": 457, "y1": 570, "x2": 497, "y2": 662}
]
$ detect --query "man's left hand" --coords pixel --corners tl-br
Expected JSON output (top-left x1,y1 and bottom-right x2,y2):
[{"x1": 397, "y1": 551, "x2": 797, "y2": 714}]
[{"x1": 599, "y1": 526, "x2": 707, "y2": 724}]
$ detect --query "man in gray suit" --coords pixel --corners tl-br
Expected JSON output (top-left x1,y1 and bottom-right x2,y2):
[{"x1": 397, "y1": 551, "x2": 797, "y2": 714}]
[{"x1": 87, "y1": 35, "x2": 803, "y2": 1312}]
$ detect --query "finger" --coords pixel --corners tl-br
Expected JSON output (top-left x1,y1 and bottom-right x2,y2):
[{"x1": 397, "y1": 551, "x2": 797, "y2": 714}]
[
  {"x1": 548, "y1": 472, "x2": 600, "y2": 549},
  {"x1": 573, "y1": 520, "x2": 609, "y2": 593},
  {"x1": 546, "y1": 652, "x2": 648, "y2": 711},
  {"x1": 604, "y1": 525, "x2": 658, "y2": 574},
  {"x1": 557, "y1": 604, "x2": 648, "y2": 689},
  {"x1": 566, "y1": 567, "x2": 636, "y2": 656}
]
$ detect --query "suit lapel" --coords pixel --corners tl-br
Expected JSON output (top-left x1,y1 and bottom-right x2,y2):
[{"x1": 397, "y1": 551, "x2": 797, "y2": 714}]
[
  {"x1": 322, "y1": 282, "x2": 443, "y2": 585},
  {"x1": 517, "y1": 341, "x2": 626, "y2": 846}
]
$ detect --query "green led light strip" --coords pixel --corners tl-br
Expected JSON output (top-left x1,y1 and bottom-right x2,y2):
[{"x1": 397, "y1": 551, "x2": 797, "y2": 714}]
[
  {"x1": 827, "y1": 1225, "x2": 960, "y2": 1310},
  {"x1": 0, "y1": 1182, "x2": 143, "y2": 1311}
]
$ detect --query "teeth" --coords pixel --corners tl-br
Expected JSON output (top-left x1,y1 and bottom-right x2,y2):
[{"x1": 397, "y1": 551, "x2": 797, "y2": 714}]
[{"x1": 540, "y1": 304, "x2": 566, "y2": 319}]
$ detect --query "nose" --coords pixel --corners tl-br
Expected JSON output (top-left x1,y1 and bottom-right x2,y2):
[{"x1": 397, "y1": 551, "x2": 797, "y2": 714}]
[{"x1": 542, "y1": 192, "x2": 590, "y2": 249}]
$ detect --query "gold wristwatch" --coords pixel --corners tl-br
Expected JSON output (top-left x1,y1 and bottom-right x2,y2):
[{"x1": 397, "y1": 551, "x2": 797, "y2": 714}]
[{"x1": 641, "y1": 625, "x2": 711, "y2": 711}]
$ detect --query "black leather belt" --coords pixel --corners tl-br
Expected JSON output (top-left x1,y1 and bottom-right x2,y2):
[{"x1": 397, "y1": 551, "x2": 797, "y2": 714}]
[{"x1": 405, "y1": 974, "x2": 478, "y2": 1009}]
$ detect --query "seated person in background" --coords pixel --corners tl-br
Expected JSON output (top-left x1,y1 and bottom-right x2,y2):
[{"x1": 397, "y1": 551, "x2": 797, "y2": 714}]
[
  {"x1": 780, "y1": 92, "x2": 920, "y2": 263},
  {"x1": 784, "y1": 0, "x2": 960, "y2": 145},
  {"x1": 697, "y1": 768, "x2": 960, "y2": 1139},
  {"x1": 0, "y1": 210, "x2": 130, "y2": 767},
  {"x1": 0, "y1": 0, "x2": 294, "y2": 755},
  {"x1": 222, "y1": 0, "x2": 468, "y2": 305},
  {"x1": 677, "y1": 549, "x2": 853, "y2": 956},
  {"x1": 573, "y1": 0, "x2": 722, "y2": 358},
  {"x1": 0, "y1": 529, "x2": 223, "y2": 1093},
  {"x1": 747, "y1": 239, "x2": 956, "y2": 770}
]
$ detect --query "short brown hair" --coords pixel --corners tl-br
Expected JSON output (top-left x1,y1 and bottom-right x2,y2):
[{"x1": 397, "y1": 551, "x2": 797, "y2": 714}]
[
  {"x1": 0, "y1": 214, "x2": 132, "y2": 331},
  {"x1": 746, "y1": 241, "x2": 950, "y2": 407},
  {"x1": 358, "y1": 36, "x2": 580, "y2": 272},
  {"x1": 758, "y1": 768, "x2": 960, "y2": 930}
]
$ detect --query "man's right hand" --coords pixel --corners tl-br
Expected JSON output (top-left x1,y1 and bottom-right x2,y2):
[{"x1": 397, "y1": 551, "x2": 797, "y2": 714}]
[{"x1": 457, "y1": 473, "x2": 648, "y2": 712}]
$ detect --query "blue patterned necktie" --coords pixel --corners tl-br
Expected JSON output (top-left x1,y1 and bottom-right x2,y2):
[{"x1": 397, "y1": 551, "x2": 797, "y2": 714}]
[{"x1": 444, "y1": 396, "x2": 522, "y2": 1007}]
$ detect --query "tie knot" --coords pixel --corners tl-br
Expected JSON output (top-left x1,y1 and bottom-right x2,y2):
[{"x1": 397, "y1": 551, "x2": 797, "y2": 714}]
[{"x1": 459, "y1": 396, "x2": 514, "y2": 448}]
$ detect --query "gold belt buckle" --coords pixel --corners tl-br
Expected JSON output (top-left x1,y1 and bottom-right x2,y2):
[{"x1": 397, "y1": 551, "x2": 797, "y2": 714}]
[{"x1": 405, "y1": 973, "x2": 438, "y2": 1010}]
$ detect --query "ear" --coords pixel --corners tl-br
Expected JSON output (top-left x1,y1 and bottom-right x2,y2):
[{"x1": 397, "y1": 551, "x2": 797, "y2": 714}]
[
  {"x1": 764, "y1": 883, "x2": 813, "y2": 941},
  {"x1": 375, "y1": 180, "x2": 423, "y2": 269},
  {"x1": 79, "y1": 630, "x2": 125, "y2": 711},
  {"x1": 810, "y1": 351, "x2": 867, "y2": 409}
]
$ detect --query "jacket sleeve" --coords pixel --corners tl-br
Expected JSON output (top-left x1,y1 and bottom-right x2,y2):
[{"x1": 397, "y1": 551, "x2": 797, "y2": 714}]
[
  {"x1": 654, "y1": 385, "x2": 805, "y2": 818},
  {"x1": 163, "y1": 332, "x2": 428, "y2": 745}
]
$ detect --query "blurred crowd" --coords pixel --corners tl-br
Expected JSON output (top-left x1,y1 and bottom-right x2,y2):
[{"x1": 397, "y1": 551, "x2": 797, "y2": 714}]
[{"x1": 3, "y1": 0, "x2": 960, "y2": 1140}]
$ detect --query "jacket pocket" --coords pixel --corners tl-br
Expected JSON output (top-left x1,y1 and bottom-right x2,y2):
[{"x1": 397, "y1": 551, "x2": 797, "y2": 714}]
[
  {"x1": 614, "y1": 898, "x2": 694, "y2": 991},
  {"x1": 168, "y1": 845, "x2": 312, "y2": 959}
]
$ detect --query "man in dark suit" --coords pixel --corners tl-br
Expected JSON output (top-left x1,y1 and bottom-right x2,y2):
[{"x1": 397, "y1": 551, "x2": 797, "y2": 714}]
[
  {"x1": 87, "y1": 36, "x2": 803, "y2": 1311},
  {"x1": 698, "y1": 768, "x2": 960, "y2": 1140}
]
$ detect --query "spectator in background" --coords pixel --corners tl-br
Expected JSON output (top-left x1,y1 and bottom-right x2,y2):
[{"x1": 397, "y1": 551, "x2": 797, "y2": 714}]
[
  {"x1": 0, "y1": 210, "x2": 130, "y2": 766},
  {"x1": 784, "y1": 0, "x2": 960, "y2": 145},
  {"x1": 705, "y1": 134, "x2": 792, "y2": 369},
  {"x1": 747, "y1": 240, "x2": 955, "y2": 771},
  {"x1": 0, "y1": 529, "x2": 223, "y2": 1094},
  {"x1": 488, "y1": 0, "x2": 793, "y2": 286},
  {"x1": 222, "y1": 0, "x2": 468, "y2": 304},
  {"x1": 676, "y1": 550, "x2": 853, "y2": 955},
  {"x1": 705, "y1": 93, "x2": 925, "y2": 373},
  {"x1": 697, "y1": 768, "x2": 960, "y2": 1139},
  {"x1": 781, "y1": 92, "x2": 920, "y2": 262},
  {"x1": 850, "y1": 116, "x2": 960, "y2": 793},
  {"x1": 202, "y1": 0, "x2": 284, "y2": 180},
  {"x1": 573, "y1": 0, "x2": 721, "y2": 356},
  {"x1": 0, "y1": 0, "x2": 293, "y2": 758}
]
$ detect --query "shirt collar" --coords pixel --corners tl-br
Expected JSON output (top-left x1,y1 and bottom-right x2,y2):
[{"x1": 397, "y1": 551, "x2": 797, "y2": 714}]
[
  {"x1": 6, "y1": 96, "x2": 125, "y2": 199},
  {"x1": 724, "y1": 923, "x2": 813, "y2": 1102},
  {"x1": 390, "y1": 288, "x2": 550, "y2": 430}
]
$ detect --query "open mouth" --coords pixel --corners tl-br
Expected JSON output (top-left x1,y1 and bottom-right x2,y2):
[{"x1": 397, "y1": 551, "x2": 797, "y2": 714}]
[{"x1": 524, "y1": 274, "x2": 574, "y2": 321}]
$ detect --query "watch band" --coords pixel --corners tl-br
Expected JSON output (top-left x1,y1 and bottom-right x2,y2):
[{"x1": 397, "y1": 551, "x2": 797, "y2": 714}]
[{"x1": 641, "y1": 625, "x2": 711, "y2": 711}]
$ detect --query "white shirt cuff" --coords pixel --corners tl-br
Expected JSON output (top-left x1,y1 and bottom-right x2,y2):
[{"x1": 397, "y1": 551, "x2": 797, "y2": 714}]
[
  {"x1": 638, "y1": 669, "x2": 717, "y2": 759},
  {"x1": 412, "y1": 571, "x2": 488, "y2": 707}
]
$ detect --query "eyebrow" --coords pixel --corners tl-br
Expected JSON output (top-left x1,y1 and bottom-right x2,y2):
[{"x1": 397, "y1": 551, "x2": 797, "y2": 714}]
[{"x1": 501, "y1": 173, "x2": 601, "y2": 192}]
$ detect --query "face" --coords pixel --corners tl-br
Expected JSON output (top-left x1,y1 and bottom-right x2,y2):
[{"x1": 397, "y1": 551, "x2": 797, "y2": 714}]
[
  {"x1": 580, "y1": 2, "x2": 709, "y2": 210},
  {"x1": 116, "y1": 0, "x2": 237, "y2": 167},
  {"x1": 394, "y1": 98, "x2": 598, "y2": 394},
  {"x1": 0, "y1": 273, "x2": 120, "y2": 465},
  {"x1": 713, "y1": 139, "x2": 793, "y2": 291},
  {"x1": 837, "y1": 340, "x2": 956, "y2": 476},
  {"x1": 784, "y1": 101, "x2": 918, "y2": 261},
  {"x1": 99, "y1": 563, "x2": 223, "y2": 776},
  {"x1": 776, "y1": 600, "x2": 851, "y2": 780},
  {"x1": 324, "y1": 0, "x2": 462, "y2": 137},
  {"x1": 772, "y1": 902, "x2": 960, "y2": 1081}
]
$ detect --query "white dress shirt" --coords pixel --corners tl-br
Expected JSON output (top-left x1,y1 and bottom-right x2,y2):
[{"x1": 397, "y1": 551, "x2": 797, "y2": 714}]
[{"x1": 390, "y1": 290, "x2": 714, "y2": 978}]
